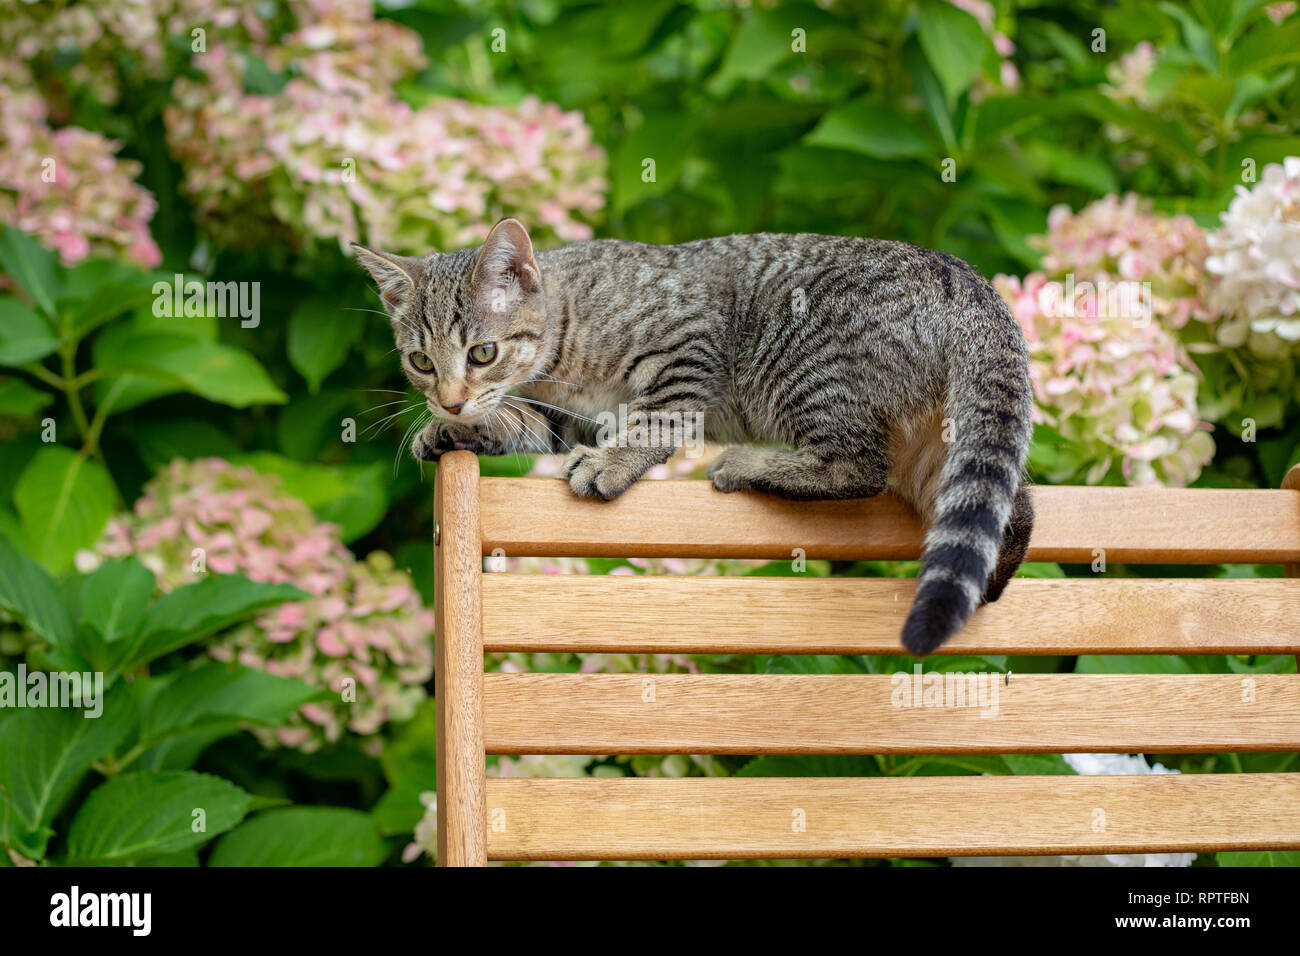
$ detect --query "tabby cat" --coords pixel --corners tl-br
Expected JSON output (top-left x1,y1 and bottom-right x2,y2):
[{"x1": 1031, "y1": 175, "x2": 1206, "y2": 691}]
[{"x1": 355, "y1": 219, "x2": 1034, "y2": 655}]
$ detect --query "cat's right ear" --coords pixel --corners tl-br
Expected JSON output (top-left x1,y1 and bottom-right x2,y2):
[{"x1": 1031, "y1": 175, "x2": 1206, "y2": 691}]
[{"x1": 351, "y1": 243, "x2": 423, "y2": 314}]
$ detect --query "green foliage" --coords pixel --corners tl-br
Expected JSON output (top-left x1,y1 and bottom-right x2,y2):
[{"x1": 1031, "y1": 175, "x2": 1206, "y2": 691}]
[
  {"x1": 3, "y1": 0, "x2": 1299, "y2": 868},
  {"x1": 209, "y1": 807, "x2": 387, "y2": 866},
  {"x1": 0, "y1": 541, "x2": 318, "y2": 864}
]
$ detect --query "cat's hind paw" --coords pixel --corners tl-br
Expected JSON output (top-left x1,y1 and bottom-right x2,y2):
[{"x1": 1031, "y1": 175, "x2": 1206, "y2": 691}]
[{"x1": 707, "y1": 447, "x2": 757, "y2": 493}]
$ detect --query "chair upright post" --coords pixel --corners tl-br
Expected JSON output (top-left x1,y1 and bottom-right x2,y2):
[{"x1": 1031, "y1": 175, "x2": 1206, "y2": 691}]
[{"x1": 434, "y1": 451, "x2": 487, "y2": 866}]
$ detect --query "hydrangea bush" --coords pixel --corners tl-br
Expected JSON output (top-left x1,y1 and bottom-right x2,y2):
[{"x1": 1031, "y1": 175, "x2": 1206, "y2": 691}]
[
  {"x1": 998, "y1": 161, "x2": 1300, "y2": 484},
  {"x1": 83, "y1": 458, "x2": 433, "y2": 752},
  {"x1": 995, "y1": 271, "x2": 1214, "y2": 486},
  {"x1": 996, "y1": 195, "x2": 1217, "y2": 485},
  {"x1": 163, "y1": 0, "x2": 607, "y2": 255},
  {"x1": 0, "y1": 58, "x2": 161, "y2": 267},
  {"x1": 1199, "y1": 158, "x2": 1300, "y2": 427},
  {"x1": 2, "y1": 0, "x2": 606, "y2": 262}
]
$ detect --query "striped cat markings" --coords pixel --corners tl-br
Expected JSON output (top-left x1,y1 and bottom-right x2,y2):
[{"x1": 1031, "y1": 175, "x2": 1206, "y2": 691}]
[{"x1": 358, "y1": 219, "x2": 1034, "y2": 655}]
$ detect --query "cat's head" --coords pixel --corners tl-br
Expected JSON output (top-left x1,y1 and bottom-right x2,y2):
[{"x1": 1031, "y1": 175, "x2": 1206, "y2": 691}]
[{"x1": 352, "y1": 218, "x2": 548, "y2": 424}]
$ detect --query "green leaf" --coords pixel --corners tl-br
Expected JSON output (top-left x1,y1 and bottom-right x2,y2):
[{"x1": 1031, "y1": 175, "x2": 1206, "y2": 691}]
[
  {"x1": 1218, "y1": 850, "x2": 1300, "y2": 866},
  {"x1": 916, "y1": 0, "x2": 991, "y2": 104},
  {"x1": 130, "y1": 418, "x2": 241, "y2": 472},
  {"x1": 1023, "y1": 140, "x2": 1118, "y2": 193},
  {"x1": 0, "y1": 682, "x2": 136, "y2": 858},
  {"x1": 135, "y1": 662, "x2": 324, "y2": 770},
  {"x1": 66, "y1": 770, "x2": 251, "y2": 864},
  {"x1": 805, "y1": 98, "x2": 934, "y2": 159},
  {"x1": 904, "y1": 38, "x2": 957, "y2": 152},
  {"x1": 707, "y1": 6, "x2": 841, "y2": 89},
  {"x1": 0, "y1": 298, "x2": 59, "y2": 366},
  {"x1": 1001, "y1": 754, "x2": 1075, "y2": 775},
  {"x1": 95, "y1": 332, "x2": 287, "y2": 410},
  {"x1": 1015, "y1": 562, "x2": 1065, "y2": 579},
  {"x1": 739, "y1": 755, "x2": 880, "y2": 776},
  {"x1": 276, "y1": 389, "x2": 359, "y2": 461},
  {"x1": 13, "y1": 445, "x2": 117, "y2": 575},
  {"x1": 0, "y1": 506, "x2": 20, "y2": 542},
  {"x1": 288, "y1": 296, "x2": 364, "y2": 393},
  {"x1": 239, "y1": 51, "x2": 289, "y2": 94},
  {"x1": 0, "y1": 226, "x2": 58, "y2": 318},
  {"x1": 611, "y1": 112, "x2": 688, "y2": 214},
  {"x1": 56, "y1": 260, "x2": 158, "y2": 336},
  {"x1": 0, "y1": 375, "x2": 52, "y2": 416},
  {"x1": 0, "y1": 535, "x2": 73, "y2": 648},
  {"x1": 126, "y1": 574, "x2": 306, "y2": 670},
  {"x1": 79, "y1": 557, "x2": 154, "y2": 647},
  {"x1": 1228, "y1": 12, "x2": 1300, "y2": 73},
  {"x1": 380, "y1": 698, "x2": 438, "y2": 786},
  {"x1": 209, "y1": 807, "x2": 387, "y2": 866},
  {"x1": 1077, "y1": 655, "x2": 1200, "y2": 674},
  {"x1": 235, "y1": 453, "x2": 387, "y2": 542},
  {"x1": 763, "y1": 654, "x2": 867, "y2": 675},
  {"x1": 1160, "y1": 1, "x2": 1218, "y2": 70},
  {"x1": 0, "y1": 435, "x2": 41, "y2": 505},
  {"x1": 371, "y1": 777, "x2": 437, "y2": 836},
  {"x1": 743, "y1": 559, "x2": 831, "y2": 577}
]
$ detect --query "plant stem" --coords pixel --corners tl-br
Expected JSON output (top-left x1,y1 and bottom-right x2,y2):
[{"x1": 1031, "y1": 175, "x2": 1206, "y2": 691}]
[
  {"x1": 20, "y1": 362, "x2": 62, "y2": 390},
  {"x1": 84, "y1": 377, "x2": 129, "y2": 457},
  {"x1": 59, "y1": 345, "x2": 91, "y2": 442}
]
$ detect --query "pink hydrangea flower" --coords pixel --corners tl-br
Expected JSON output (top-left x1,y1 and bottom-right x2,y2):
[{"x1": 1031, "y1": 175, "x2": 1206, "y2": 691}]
[
  {"x1": 82, "y1": 458, "x2": 433, "y2": 752},
  {"x1": 995, "y1": 272, "x2": 1214, "y2": 486},
  {"x1": 0, "y1": 58, "x2": 161, "y2": 268}
]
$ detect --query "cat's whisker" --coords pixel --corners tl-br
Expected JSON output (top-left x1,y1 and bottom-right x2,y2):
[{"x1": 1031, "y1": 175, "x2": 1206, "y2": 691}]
[
  {"x1": 357, "y1": 399, "x2": 411, "y2": 416},
  {"x1": 490, "y1": 406, "x2": 531, "y2": 476},
  {"x1": 521, "y1": 374, "x2": 583, "y2": 391},
  {"x1": 363, "y1": 403, "x2": 422, "y2": 438},
  {"x1": 397, "y1": 409, "x2": 431, "y2": 477},
  {"x1": 508, "y1": 394, "x2": 599, "y2": 425},
  {"x1": 504, "y1": 397, "x2": 568, "y2": 452}
]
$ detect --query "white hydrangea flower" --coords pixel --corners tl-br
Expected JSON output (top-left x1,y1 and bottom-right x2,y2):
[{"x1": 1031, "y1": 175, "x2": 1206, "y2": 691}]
[
  {"x1": 952, "y1": 753, "x2": 1196, "y2": 867},
  {"x1": 1206, "y1": 157, "x2": 1300, "y2": 340}
]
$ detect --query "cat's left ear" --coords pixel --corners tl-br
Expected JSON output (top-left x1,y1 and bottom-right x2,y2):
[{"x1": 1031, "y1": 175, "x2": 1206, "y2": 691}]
[
  {"x1": 351, "y1": 243, "x2": 424, "y2": 314},
  {"x1": 472, "y1": 218, "x2": 541, "y2": 314}
]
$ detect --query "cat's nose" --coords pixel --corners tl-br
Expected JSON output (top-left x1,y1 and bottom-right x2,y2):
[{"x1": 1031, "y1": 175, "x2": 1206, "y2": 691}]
[{"x1": 442, "y1": 403, "x2": 463, "y2": 416}]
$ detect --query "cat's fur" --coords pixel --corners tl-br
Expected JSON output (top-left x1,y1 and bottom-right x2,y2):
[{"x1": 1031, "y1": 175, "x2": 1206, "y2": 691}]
[{"x1": 355, "y1": 219, "x2": 1034, "y2": 655}]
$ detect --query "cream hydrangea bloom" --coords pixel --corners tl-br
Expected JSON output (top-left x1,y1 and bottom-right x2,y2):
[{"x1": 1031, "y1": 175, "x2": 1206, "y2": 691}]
[{"x1": 1206, "y1": 157, "x2": 1300, "y2": 342}]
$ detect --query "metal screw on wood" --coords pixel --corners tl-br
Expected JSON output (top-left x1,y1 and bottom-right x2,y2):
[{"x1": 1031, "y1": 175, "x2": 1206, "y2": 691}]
[{"x1": 434, "y1": 521, "x2": 441, "y2": 546}]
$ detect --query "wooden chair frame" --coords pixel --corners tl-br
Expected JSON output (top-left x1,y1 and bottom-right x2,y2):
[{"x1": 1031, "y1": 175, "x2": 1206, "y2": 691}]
[{"x1": 434, "y1": 451, "x2": 1300, "y2": 865}]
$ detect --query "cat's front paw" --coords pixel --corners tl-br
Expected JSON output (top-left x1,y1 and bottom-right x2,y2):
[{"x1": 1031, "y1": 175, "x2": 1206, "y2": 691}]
[
  {"x1": 563, "y1": 445, "x2": 645, "y2": 500},
  {"x1": 412, "y1": 421, "x2": 494, "y2": 461}
]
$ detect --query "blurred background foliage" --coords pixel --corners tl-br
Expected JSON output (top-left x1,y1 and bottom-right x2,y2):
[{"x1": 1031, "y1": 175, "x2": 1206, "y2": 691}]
[{"x1": 2, "y1": 0, "x2": 1299, "y2": 867}]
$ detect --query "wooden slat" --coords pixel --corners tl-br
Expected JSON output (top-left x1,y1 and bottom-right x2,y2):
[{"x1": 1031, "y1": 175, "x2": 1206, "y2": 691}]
[
  {"x1": 484, "y1": 774, "x2": 1300, "y2": 860},
  {"x1": 434, "y1": 452, "x2": 487, "y2": 866},
  {"x1": 482, "y1": 574, "x2": 1300, "y2": 655},
  {"x1": 479, "y1": 478, "x2": 1300, "y2": 563},
  {"x1": 483, "y1": 674, "x2": 1300, "y2": 754}
]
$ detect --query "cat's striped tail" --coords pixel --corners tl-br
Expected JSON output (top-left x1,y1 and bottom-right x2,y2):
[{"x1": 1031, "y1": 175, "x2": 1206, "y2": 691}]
[{"x1": 900, "y1": 311, "x2": 1034, "y2": 657}]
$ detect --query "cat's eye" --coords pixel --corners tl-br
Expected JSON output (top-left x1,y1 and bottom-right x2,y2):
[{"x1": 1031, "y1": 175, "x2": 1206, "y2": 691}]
[
  {"x1": 409, "y1": 352, "x2": 434, "y2": 373},
  {"x1": 468, "y1": 342, "x2": 498, "y2": 366}
]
